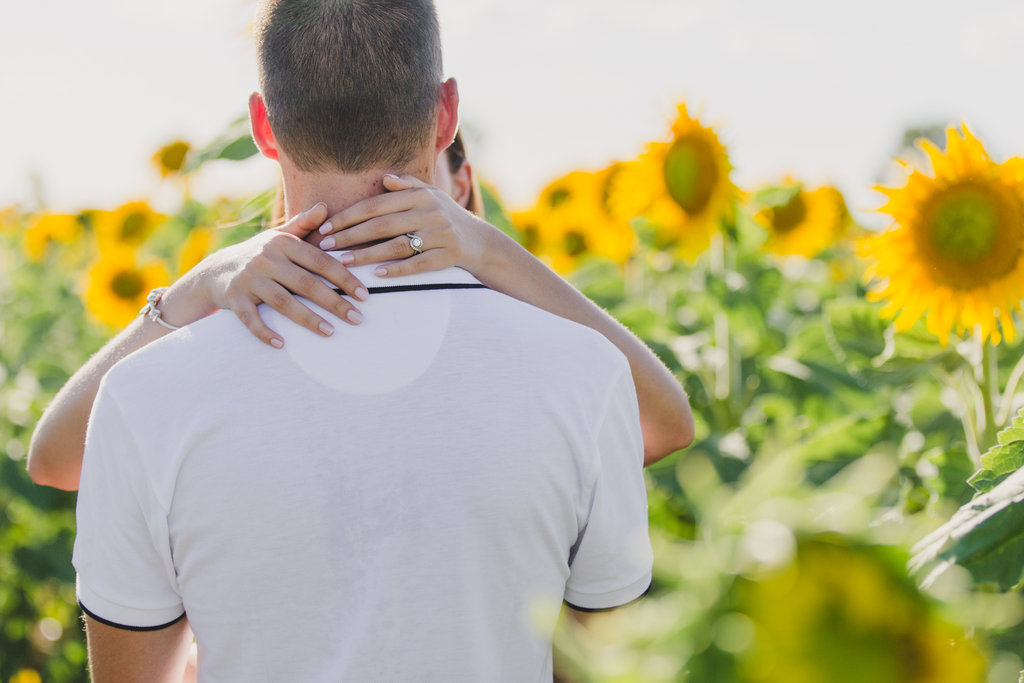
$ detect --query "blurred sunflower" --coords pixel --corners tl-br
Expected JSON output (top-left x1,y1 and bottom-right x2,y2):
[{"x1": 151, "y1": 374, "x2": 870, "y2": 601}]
[
  {"x1": 612, "y1": 103, "x2": 738, "y2": 261},
  {"x1": 860, "y1": 124, "x2": 1024, "y2": 345},
  {"x1": 177, "y1": 227, "x2": 215, "y2": 275},
  {"x1": 84, "y1": 246, "x2": 170, "y2": 328},
  {"x1": 0, "y1": 206, "x2": 17, "y2": 235},
  {"x1": 23, "y1": 213, "x2": 82, "y2": 261},
  {"x1": 510, "y1": 208, "x2": 542, "y2": 256},
  {"x1": 517, "y1": 168, "x2": 636, "y2": 274},
  {"x1": 93, "y1": 200, "x2": 165, "y2": 250},
  {"x1": 737, "y1": 539, "x2": 986, "y2": 683},
  {"x1": 8, "y1": 670, "x2": 42, "y2": 683},
  {"x1": 754, "y1": 182, "x2": 849, "y2": 258},
  {"x1": 152, "y1": 140, "x2": 192, "y2": 178}
]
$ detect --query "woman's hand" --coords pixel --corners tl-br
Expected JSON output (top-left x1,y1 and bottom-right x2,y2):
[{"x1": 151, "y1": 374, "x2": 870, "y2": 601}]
[
  {"x1": 195, "y1": 203, "x2": 369, "y2": 348},
  {"x1": 315, "y1": 174, "x2": 493, "y2": 277}
]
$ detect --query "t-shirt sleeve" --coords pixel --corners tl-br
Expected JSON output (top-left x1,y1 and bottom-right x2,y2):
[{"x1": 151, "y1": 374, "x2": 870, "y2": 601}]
[
  {"x1": 72, "y1": 380, "x2": 184, "y2": 630},
  {"x1": 564, "y1": 366, "x2": 653, "y2": 611}
]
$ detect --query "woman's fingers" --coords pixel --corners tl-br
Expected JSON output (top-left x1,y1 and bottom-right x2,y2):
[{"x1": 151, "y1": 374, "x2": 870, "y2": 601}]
[
  {"x1": 318, "y1": 190, "x2": 419, "y2": 238},
  {"x1": 281, "y1": 250, "x2": 368, "y2": 325},
  {"x1": 227, "y1": 296, "x2": 285, "y2": 349},
  {"x1": 251, "y1": 279, "x2": 340, "y2": 337},
  {"x1": 285, "y1": 240, "x2": 369, "y2": 303},
  {"x1": 323, "y1": 208, "x2": 439, "y2": 252},
  {"x1": 342, "y1": 232, "x2": 450, "y2": 268},
  {"x1": 374, "y1": 249, "x2": 450, "y2": 278},
  {"x1": 382, "y1": 173, "x2": 428, "y2": 192},
  {"x1": 280, "y1": 202, "x2": 329, "y2": 238}
]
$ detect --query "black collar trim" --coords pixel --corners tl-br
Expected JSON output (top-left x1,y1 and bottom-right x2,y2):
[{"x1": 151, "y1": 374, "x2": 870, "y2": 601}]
[{"x1": 333, "y1": 283, "x2": 488, "y2": 295}]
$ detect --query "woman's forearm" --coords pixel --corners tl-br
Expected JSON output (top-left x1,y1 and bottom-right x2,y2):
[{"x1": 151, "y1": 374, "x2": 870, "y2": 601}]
[
  {"x1": 473, "y1": 222, "x2": 694, "y2": 465},
  {"x1": 26, "y1": 273, "x2": 214, "y2": 490}
]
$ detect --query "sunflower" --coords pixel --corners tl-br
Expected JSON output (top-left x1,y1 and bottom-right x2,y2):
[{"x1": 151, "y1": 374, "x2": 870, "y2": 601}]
[
  {"x1": 859, "y1": 124, "x2": 1024, "y2": 345},
  {"x1": 0, "y1": 206, "x2": 17, "y2": 235},
  {"x1": 23, "y1": 213, "x2": 82, "y2": 261},
  {"x1": 736, "y1": 539, "x2": 986, "y2": 683},
  {"x1": 612, "y1": 103, "x2": 738, "y2": 262},
  {"x1": 754, "y1": 181, "x2": 849, "y2": 258},
  {"x1": 177, "y1": 227, "x2": 214, "y2": 275},
  {"x1": 518, "y1": 168, "x2": 636, "y2": 274},
  {"x1": 84, "y1": 246, "x2": 170, "y2": 328},
  {"x1": 93, "y1": 200, "x2": 165, "y2": 250},
  {"x1": 152, "y1": 140, "x2": 191, "y2": 177}
]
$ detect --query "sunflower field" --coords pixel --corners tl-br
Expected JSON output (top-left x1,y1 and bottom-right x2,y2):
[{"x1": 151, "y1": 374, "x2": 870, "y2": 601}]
[{"x1": 4, "y1": 104, "x2": 1024, "y2": 681}]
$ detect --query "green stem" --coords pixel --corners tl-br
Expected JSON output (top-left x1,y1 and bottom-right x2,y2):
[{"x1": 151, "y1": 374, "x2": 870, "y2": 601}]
[{"x1": 981, "y1": 340, "x2": 999, "y2": 452}]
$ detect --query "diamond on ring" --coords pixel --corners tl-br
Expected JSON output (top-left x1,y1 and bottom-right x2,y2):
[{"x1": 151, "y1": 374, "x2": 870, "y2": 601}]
[{"x1": 406, "y1": 232, "x2": 424, "y2": 254}]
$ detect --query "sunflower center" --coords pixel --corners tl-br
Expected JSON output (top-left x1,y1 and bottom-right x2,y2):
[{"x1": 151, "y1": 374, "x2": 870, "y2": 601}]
[
  {"x1": 564, "y1": 230, "x2": 587, "y2": 257},
  {"x1": 121, "y1": 212, "x2": 149, "y2": 242},
  {"x1": 159, "y1": 142, "x2": 190, "y2": 174},
  {"x1": 930, "y1": 191, "x2": 998, "y2": 262},
  {"x1": 663, "y1": 135, "x2": 718, "y2": 215},
  {"x1": 546, "y1": 188, "x2": 571, "y2": 209},
  {"x1": 916, "y1": 180, "x2": 1023, "y2": 289},
  {"x1": 111, "y1": 269, "x2": 145, "y2": 300},
  {"x1": 771, "y1": 194, "x2": 808, "y2": 234}
]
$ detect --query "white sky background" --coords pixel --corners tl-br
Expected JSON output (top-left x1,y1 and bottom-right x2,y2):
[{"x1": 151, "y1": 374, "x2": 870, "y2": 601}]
[{"x1": 2, "y1": 0, "x2": 1024, "y2": 227}]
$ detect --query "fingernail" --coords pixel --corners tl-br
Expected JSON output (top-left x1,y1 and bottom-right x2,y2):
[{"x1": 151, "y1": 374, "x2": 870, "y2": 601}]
[
  {"x1": 320, "y1": 237, "x2": 335, "y2": 250},
  {"x1": 384, "y1": 173, "x2": 399, "y2": 180},
  {"x1": 340, "y1": 252, "x2": 354, "y2": 265},
  {"x1": 353, "y1": 286, "x2": 368, "y2": 301},
  {"x1": 347, "y1": 309, "x2": 364, "y2": 324},
  {"x1": 270, "y1": 338, "x2": 284, "y2": 349},
  {"x1": 319, "y1": 321, "x2": 334, "y2": 336},
  {"x1": 318, "y1": 221, "x2": 333, "y2": 235},
  {"x1": 375, "y1": 266, "x2": 388, "y2": 277},
  {"x1": 310, "y1": 202, "x2": 326, "y2": 214}
]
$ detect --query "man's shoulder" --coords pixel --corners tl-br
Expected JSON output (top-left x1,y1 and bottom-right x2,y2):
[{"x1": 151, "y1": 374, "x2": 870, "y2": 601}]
[
  {"x1": 103, "y1": 311, "x2": 260, "y2": 400},
  {"x1": 482, "y1": 290, "x2": 624, "y2": 350},
  {"x1": 460, "y1": 290, "x2": 631, "y2": 379}
]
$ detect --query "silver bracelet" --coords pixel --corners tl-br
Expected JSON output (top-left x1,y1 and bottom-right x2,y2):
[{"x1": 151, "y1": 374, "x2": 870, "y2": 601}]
[{"x1": 139, "y1": 287, "x2": 182, "y2": 331}]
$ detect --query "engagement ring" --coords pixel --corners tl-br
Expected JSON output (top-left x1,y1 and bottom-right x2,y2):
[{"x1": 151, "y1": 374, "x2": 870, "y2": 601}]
[{"x1": 406, "y1": 232, "x2": 424, "y2": 255}]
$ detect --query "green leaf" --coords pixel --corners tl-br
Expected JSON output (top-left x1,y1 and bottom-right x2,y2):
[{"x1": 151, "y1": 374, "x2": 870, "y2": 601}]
[
  {"x1": 479, "y1": 182, "x2": 518, "y2": 239},
  {"x1": 796, "y1": 410, "x2": 893, "y2": 485},
  {"x1": 910, "y1": 465, "x2": 1024, "y2": 591},
  {"x1": 823, "y1": 298, "x2": 888, "y2": 366},
  {"x1": 968, "y1": 411, "x2": 1024, "y2": 493},
  {"x1": 751, "y1": 183, "x2": 802, "y2": 210},
  {"x1": 182, "y1": 115, "x2": 258, "y2": 173}
]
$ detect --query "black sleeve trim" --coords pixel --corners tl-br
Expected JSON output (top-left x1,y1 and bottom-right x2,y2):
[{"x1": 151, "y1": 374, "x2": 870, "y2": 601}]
[
  {"x1": 564, "y1": 580, "x2": 652, "y2": 613},
  {"x1": 79, "y1": 601, "x2": 186, "y2": 632}
]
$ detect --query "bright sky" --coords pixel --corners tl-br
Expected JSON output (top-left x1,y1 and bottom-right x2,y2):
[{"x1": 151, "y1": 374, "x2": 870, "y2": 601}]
[{"x1": 3, "y1": 0, "x2": 1023, "y2": 226}]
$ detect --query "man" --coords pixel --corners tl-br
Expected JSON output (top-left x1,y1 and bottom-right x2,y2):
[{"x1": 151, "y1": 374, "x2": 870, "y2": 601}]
[{"x1": 73, "y1": 0, "x2": 652, "y2": 679}]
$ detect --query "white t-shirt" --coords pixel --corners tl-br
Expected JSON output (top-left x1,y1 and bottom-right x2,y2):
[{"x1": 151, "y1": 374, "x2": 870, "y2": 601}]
[{"x1": 74, "y1": 262, "x2": 651, "y2": 682}]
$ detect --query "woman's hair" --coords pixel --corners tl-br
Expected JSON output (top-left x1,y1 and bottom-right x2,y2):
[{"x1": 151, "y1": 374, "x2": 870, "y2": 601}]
[{"x1": 445, "y1": 130, "x2": 484, "y2": 217}]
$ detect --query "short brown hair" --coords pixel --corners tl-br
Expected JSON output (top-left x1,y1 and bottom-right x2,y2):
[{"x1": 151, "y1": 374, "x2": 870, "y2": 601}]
[{"x1": 255, "y1": 0, "x2": 443, "y2": 172}]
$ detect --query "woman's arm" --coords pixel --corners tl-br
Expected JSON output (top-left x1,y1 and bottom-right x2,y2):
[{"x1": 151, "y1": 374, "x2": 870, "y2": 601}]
[
  {"x1": 27, "y1": 204, "x2": 369, "y2": 490},
  {"x1": 317, "y1": 175, "x2": 695, "y2": 465}
]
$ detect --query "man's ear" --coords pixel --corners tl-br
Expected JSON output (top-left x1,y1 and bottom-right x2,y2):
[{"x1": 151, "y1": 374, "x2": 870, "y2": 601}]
[
  {"x1": 248, "y1": 92, "x2": 279, "y2": 161},
  {"x1": 435, "y1": 78, "x2": 460, "y2": 155}
]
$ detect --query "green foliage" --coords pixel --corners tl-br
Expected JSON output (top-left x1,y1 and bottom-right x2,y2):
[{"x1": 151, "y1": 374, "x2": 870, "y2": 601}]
[
  {"x1": 181, "y1": 115, "x2": 259, "y2": 173},
  {"x1": 911, "y1": 464, "x2": 1024, "y2": 592},
  {"x1": 911, "y1": 412, "x2": 1024, "y2": 592},
  {"x1": 970, "y1": 411, "x2": 1024, "y2": 493}
]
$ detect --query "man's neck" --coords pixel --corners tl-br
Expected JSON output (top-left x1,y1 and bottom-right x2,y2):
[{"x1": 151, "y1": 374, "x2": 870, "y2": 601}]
[{"x1": 281, "y1": 161, "x2": 434, "y2": 222}]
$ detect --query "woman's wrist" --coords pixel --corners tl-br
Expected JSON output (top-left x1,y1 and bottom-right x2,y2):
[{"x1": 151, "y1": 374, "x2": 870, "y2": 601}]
[{"x1": 152, "y1": 266, "x2": 219, "y2": 329}]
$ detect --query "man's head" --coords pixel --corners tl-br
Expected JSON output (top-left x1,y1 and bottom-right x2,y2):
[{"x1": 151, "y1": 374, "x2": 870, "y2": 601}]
[{"x1": 252, "y1": 0, "x2": 452, "y2": 175}]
